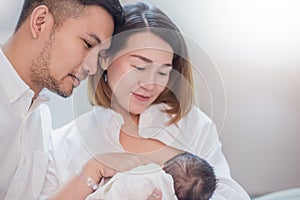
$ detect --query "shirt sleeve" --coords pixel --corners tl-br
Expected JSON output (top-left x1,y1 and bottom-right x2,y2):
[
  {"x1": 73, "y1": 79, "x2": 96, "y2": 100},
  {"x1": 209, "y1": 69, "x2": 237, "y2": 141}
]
[
  {"x1": 192, "y1": 114, "x2": 250, "y2": 200},
  {"x1": 38, "y1": 135, "x2": 60, "y2": 200}
]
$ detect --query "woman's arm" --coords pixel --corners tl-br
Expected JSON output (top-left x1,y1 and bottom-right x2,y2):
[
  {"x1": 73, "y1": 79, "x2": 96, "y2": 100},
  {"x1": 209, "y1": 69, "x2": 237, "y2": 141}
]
[
  {"x1": 41, "y1": 150, "x2": 163, "y2": 200},
  {"x1": 48, "y1": 158, "x2": 115, "y2": 200}
]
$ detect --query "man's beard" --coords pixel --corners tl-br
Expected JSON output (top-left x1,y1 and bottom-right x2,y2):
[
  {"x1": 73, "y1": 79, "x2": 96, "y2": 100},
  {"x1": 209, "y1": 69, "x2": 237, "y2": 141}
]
[{"x1": 30, "y1": 33, "x2": 74, "y2": 98}]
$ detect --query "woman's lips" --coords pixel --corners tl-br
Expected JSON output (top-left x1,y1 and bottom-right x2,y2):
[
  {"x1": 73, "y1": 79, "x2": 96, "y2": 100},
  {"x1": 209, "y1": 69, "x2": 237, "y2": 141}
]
[{"x1": 132, "y1": 93, "x2": 151, "y2": 102}]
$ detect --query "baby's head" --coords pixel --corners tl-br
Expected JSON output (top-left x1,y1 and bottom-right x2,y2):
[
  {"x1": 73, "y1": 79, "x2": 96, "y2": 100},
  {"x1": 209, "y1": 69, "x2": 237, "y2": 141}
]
[{"x1": 163, "y1": 152, "x2": 217, "y2": 200}]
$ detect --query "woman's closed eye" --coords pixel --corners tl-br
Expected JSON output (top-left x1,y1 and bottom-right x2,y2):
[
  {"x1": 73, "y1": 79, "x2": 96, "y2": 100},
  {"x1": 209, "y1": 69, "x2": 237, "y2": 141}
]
[
  {"x1": 132, "y1": 65, "x2": 146, "y2": 71},
  {"x1": 132, "y1": 65, "x2": 172, "y2": 77},
  {"x1": 157, "y1": 71, "x2": 168, "y2": 76},
  {"x1": 157, "y1": 67, "x2": 172, "y2": 77}
]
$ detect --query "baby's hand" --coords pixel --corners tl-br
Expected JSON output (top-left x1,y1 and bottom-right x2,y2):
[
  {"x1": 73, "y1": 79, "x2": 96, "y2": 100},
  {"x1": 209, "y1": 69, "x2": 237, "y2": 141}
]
[
  {"x1": 83, "y1": 156, "x2": 118, "y2": 183},
  {"x1": 147, "y1": 188, "x2": 162, "y2": 200}
]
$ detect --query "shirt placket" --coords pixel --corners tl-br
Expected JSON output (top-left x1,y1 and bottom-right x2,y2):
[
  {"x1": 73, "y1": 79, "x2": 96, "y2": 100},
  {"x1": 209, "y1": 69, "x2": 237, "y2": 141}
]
[
  {"x1": 5, "y1": 113, "x2": 32, "y2": 200},
  {"x1": 4, "y1": 93, "x2": 34, "y2": 200}
]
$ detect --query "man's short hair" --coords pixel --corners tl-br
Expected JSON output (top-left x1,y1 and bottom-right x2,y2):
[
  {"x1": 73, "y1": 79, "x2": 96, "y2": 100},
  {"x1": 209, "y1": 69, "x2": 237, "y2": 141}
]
[{"x1": 15, "y1": 0, "x2": 124, "y2": 31}]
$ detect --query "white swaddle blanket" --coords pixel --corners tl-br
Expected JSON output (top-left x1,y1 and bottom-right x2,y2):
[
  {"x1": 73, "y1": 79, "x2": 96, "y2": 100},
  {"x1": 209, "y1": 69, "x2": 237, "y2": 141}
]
[{"x1": 86, "y1": 163, "x2": 178, "y2": 200}]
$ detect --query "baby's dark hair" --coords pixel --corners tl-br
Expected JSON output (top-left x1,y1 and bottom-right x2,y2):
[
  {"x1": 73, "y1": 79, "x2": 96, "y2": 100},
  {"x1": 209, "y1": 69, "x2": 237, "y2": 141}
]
[{"x1": 163, "y1": 152, "x2": 217, "y2": 200}]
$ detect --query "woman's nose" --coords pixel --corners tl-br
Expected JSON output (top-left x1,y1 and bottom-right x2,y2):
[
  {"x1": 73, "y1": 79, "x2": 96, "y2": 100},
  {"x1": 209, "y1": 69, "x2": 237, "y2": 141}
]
[
  {"x1": 140, "y1": 81, "x2": 155, "y2": 91},
  {"x1": 139, "y1": 74, "x2": 155, "y2": 91}
]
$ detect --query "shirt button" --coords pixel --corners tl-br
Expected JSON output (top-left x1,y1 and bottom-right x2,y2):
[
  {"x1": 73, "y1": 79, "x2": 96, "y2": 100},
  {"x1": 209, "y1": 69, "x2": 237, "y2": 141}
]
[{"x1": 22, "y1": 158, "x2": 27, "y2": 165}]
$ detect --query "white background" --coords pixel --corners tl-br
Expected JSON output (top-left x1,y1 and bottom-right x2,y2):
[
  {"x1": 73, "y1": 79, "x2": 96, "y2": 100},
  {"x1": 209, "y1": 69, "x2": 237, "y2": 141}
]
[{"x1": 1, "y1": 0, "x2": 300, "y2": 196}]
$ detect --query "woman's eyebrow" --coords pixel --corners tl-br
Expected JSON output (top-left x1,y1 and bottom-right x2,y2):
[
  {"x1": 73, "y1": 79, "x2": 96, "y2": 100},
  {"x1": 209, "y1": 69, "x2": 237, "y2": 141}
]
[{"x1": 130, "y1": 54, "x2": 172, "y2": 66}]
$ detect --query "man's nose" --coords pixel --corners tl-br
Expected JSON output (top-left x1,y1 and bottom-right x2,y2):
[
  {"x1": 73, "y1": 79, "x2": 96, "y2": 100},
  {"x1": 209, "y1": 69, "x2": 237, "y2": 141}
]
[
  {"x1": 81, "y1": 47, "x2": 101, "y2": 75},
  {"x1": 81, "y1": 62, "x2": 97, "y2": 75}
]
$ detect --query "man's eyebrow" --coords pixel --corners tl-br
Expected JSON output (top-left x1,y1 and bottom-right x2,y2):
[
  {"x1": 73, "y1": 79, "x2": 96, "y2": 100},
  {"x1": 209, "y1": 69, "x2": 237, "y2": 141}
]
[
  {"x1": 131, "y1": 54, "x2": 172, "y2": 66},
  {"x1": 87, "y1": 33, "x2": 101, "y2": 45}
]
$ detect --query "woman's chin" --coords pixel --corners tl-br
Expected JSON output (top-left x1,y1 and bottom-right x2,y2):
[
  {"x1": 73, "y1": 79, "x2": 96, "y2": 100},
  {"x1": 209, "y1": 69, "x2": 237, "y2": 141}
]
[{"x1": 129, "y1": 106, "x2": 148, "y2": 115}]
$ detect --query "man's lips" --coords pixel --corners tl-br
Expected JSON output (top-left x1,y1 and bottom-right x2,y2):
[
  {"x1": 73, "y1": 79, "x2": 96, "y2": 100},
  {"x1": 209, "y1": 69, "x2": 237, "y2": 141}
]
[
  {"x1": 69, "y1": 74, "x2": 81, "y2": 87},
  {"x1": 69, "y1": 72, "x2": 88, "y2": 87}
]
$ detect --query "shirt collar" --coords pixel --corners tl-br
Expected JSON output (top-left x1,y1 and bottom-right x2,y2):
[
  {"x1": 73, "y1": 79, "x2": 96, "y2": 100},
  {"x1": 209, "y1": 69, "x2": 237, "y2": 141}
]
[
  {"x1": 30, "y1": 89, "x2": 50, "y2": 110},
  {"x1": 0, "y1": 46, "x2": 32, "y2": 103},
  {"x1": 94, "y1": 106, "x2": 124, "y2": 129},
  {"x1": 93, "y1": 104, "x2": 182, "y2": 144},
  {"x1": 93, "y1": 104, "x2": 171, "y2": 132}
]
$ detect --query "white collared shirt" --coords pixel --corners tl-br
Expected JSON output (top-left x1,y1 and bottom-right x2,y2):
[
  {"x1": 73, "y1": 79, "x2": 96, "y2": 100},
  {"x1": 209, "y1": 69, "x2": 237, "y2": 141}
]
[
  {"x1": 42, "y1": 104, "x2": 250, "y2": 200},
  {"x1": 0, "y1": 47, "x2": 52, "y2": 200}
]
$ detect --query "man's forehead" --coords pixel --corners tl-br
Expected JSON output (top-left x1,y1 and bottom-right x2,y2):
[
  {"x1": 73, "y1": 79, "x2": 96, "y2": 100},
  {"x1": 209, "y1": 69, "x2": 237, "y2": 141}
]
[{"x1": 79, "y1": 5, "x2": 114, "y2": 45}]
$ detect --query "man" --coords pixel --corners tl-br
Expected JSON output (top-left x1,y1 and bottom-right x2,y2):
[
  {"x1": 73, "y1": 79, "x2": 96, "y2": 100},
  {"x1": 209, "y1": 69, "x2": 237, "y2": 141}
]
[{"x1": 0, "y1": 0, "x2": 130, "y2": 199}]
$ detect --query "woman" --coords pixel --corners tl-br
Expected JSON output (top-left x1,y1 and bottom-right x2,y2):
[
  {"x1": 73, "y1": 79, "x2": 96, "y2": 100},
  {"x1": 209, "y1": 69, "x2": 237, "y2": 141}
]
[{"x1": 42, "y1": 2, "x2": 250, "y2": 199}]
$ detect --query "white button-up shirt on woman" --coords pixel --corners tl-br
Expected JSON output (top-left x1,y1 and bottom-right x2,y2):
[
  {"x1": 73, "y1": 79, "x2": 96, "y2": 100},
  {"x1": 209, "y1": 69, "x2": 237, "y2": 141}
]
[{"x1": 42, "y1": 103, "x2": 250, "y2": 200}]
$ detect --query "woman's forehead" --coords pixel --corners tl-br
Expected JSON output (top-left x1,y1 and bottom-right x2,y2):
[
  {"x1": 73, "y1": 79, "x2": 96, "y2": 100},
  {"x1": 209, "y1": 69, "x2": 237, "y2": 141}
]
[
  {"x1": 124, "y1": 32, "x2": 173, "y2": 53},
  {"x1": 108, "y1": 32, "x2": 173, "y2": 62}
]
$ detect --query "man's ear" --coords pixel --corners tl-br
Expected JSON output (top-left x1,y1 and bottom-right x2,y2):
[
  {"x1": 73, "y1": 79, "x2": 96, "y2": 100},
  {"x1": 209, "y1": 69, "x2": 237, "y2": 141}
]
[{"x1": 30, "y1": 5, "x2": 54, "y2": 39}]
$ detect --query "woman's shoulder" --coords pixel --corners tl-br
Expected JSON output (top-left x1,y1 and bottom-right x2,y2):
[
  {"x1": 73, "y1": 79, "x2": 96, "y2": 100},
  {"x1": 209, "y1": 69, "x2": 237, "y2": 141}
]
[
  {"x1": 51, "y1": 106, "x2": 118, "y2": 151},
  {"x1": 50, "y1": 111, "x2": 98, "y2": 184},
  {"x1": 181, "y1": 105, "x2": 213, "y2": 124},
  {"x1": 51, "y1": 109, "x2": 97, "y2": 143},
  {"x1": 148, "y1": 103, "x2": 213, "y2": 125}
]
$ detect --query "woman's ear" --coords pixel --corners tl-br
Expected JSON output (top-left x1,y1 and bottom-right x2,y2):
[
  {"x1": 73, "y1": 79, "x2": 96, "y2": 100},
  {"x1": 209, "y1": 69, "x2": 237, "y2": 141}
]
[{"x1": 30, "y1": 5, "x2": 54, "y2": 39}]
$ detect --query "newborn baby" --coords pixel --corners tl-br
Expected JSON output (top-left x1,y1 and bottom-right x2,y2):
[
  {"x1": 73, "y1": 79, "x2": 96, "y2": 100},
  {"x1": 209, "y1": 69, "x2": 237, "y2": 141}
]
[{"x1": 86, "y1": 152, "x2": 217, "y2": 200}]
